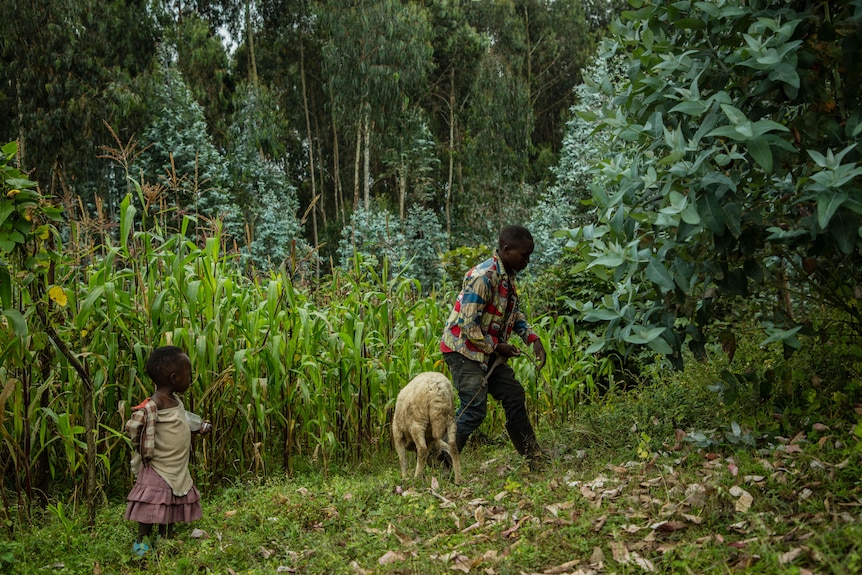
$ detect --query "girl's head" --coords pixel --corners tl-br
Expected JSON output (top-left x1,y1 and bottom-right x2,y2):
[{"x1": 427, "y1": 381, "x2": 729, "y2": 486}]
[{"x1": 146, "y1": 346, "x2": 192, "y2": 394}]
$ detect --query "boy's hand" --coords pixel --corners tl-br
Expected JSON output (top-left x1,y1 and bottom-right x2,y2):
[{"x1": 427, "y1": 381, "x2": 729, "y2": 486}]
[
  {"x1": 199, "y1": 421, "x2": 213, "y2": 435},
  {"x1": 496, "y1": 342, "x2": 521, "y2": 358},
  {"x1": 532, "y1": 340, "x2": 547, "y2": 370}
]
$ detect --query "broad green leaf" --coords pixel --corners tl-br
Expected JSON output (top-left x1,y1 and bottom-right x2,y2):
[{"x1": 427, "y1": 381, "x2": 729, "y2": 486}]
[
  {"x1": 0, "y1": 201, "x2": 14, "y2": 228},
  {"x1": 4, "y1": 177, "x2": 38, "y2": 189},
  {"x1": 646, "y1": 258, "x2": 676, "y2": 291},
  {"x1": 669, "y1": 101, "x2": 707, "y2": 116},
  {"x1": 769, "y1": 62, "x2": 800, "y2": 88},
  {"x1": 759, "y1": 325, "x2": 802, "y2": 346},
  {"x1": 0, "y1": 265, "x2": 10, "y2": 309},
  {"x1": 681, "y1": 204, "x2": 701, "y2": 224},
  {"x1": 588, "y1": 252, "x2": 625, "y2": 268},
  {"x1": 585, "y1": 338, "x2": 607, "y2": 354},
  {"x1": 2, "y1": 309, "x2": 27, "y2": 336},
  {"x1": 695, "y1": 2, "x2": 719, "y2": 17},
  {"x1": 697, "y1": 192, "x2": 727, "y2": 234},
  {"x1": 720, "y1": 103, "x2": 747, "y2": 125},
  {"x1": 623, "y1": 325, "x2": 667, "y2": 345},
  {"x1": 582, "y1": 307, "x2": 623, "y2": 321},
  {"x1": 723, "y1": 202, "x2": 742, "y2": 238},
  {"x1": 808, "y1": 149, "x2": 828, "y2": 168},
  {"x1": 829, "y1": 210, "x2": 857, "y2": 254},
  {"x1": 747, "y1": 136, "x2": 774, "y2": 173},
  {"x1": 750, "y1": 119, "x2": 789, "y2": 137},
  {"x1": 817, "y1": 190, "x2": 848, "y2": 228},
  {"x1": 647, "y1": 336, "x2": 674, "y2": 355},
  {"x1": 706, "y1": 125, "x2": 747, "y2": 141}
]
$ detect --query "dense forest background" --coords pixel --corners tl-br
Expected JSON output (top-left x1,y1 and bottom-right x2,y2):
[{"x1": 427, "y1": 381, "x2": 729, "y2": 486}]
[{"x1": 1, "y1": 0, "x2": 626, "y2": 281}]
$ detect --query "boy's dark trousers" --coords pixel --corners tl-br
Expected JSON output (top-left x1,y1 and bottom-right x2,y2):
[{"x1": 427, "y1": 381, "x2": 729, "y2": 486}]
[{"x1": 443, "y1": 352, "x2": 540, "y2": 457}]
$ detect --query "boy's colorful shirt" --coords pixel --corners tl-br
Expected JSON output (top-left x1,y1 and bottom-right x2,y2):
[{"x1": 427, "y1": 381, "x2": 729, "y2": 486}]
[
  {"x1": 126, "y1": 398, "x2": 157, "y2": 465},
  {"x1": 441, "y1": 250, "x2": 538, "y2": 367}
]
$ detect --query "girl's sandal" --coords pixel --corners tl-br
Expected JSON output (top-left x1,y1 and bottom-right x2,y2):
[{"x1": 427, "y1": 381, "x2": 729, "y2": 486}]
[{"x1": 132, "y1": 541, "x2": 151, "y2": 556}]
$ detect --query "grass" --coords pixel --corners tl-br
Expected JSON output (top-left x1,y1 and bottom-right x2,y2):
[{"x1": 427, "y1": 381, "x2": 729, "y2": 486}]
[{"x1": 6, "y1": 376, "x2": 862, "y2": 575}]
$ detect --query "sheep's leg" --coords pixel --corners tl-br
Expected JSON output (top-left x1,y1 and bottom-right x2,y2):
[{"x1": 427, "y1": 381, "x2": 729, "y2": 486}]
[
  {"x1": 394, "y1": 433, "x2": 410, "y2": 481},
  {"x1": 412, "y1": 430, "x2": 428, "y2": 480},
  {"x1": 431, "y1": 416, "x2": 462, "y2": 484},
  {"x1": 446, "y1": 418, "x2": 461, "y2": 484}
]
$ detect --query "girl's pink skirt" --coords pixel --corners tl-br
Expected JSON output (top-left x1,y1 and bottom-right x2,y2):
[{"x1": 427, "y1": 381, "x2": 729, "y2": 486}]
[{"x1": 125, "y1": 465, "x2": 202, "y2": 524}]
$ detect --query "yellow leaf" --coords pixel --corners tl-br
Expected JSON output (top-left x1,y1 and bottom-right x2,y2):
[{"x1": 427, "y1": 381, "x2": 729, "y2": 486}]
[{"x1": 48, "y1": 285, "x2": 68, "y2": 307}]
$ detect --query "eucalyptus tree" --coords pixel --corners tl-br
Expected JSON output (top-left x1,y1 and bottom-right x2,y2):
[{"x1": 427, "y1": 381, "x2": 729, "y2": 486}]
[
  {"x1": 464, "y1": 0, "x2": 593, "y2": 171},
  {"x1": 459, "y1": 49, "x2": 534, "y2": 235},
  {"x1": 516, "y1": 0, "x2": 593, "y2": 158},
  {"x1": 427, "y1": 0, "x2": 593, "y2": 244},
  {"x1": 337, "y1": 202, "x2": 446, "y2": 292},
  {"x1": 165, "y1": 11, "x2": 236, "y2": 148},
  {"x1": 529, "y1": 55, "x2": 624, "y2": 273},
  {"x1": 225, "y1": 83, "x2": 306, "y2": 271},
  {"x1": 253, "y1": 0, "x2": 332, "y2": 265},
  {"x1": 319, "y1": 0, "x2": 434, "y2": 213},
  {"x1": 560, "y1": 0, "x2": 862, "y2": 377},
  {"x1": 136, "y1": 53, "x2": 230, "y2": 223},
  {"x1": 420, "y1": 0, "x2": 488, "y2": 244},
  {"x1": 0, "y1": 0, "x2": 157, "y2": 215}
]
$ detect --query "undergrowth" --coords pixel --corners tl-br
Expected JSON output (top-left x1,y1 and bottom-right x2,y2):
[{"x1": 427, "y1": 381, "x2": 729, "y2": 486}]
[{"x1": 6, "y1": 344, "x2": 861, "y2": 575}]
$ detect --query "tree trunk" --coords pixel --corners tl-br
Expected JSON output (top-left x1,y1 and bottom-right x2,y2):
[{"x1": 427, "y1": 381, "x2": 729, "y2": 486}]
[
  {"x1": 245, "y1": 0, "x2": 258, "y2": 86},
  {"x1": 331, "y1": 100, "x2": 344, "y2": 224},
  {"x1": 524, "y1": 3, "x2": 531, "y2": 148},
  {"x1": 299, "y1": 39, "x2": 319, "y2": 277},
  {"x1": 39, "y1": 312, "x2": 96, "y2": 524},
  {"x1": 16, "y1": 80, "x2": 25, "y2": 173},
  {"x1": 363, "y1": 111, "x2": 372, "y2": 212},
  {"x1": 398, "y1": 159, "x2": 406, "y2": 221},
  {"x1": 446, "y1": 67, "x2": 455, "y2": 247},
  {"x1": 353, "y1": 119, "x2": 361, "y2": 210},
  {"x1": 315, "y1": 116, "x2": 327, "y2": 229}
]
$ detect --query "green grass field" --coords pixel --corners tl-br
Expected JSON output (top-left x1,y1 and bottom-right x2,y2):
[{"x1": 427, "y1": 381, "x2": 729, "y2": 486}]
[{"x1": 8, "y1": 378, "x2": 861, "y2": 575}]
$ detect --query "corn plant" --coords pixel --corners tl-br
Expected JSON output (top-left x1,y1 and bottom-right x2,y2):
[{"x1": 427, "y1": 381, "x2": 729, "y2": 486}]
[{"x1": 2, "y1": 148, "x2": 607, "y2": 529}]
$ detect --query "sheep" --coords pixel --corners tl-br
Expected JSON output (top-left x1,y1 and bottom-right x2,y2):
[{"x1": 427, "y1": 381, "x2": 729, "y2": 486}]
[{"x1": 392, "y1": 371, "x2": 462, "y2": 484}]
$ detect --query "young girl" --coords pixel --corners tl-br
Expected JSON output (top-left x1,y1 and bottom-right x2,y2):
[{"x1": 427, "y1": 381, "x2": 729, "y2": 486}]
[{"x1": 125, "y1": 345, "x2": 212, "y2": 556}]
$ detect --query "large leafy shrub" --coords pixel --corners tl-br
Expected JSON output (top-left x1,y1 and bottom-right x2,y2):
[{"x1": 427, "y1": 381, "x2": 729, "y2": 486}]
[
  {"x1": 338, "y1": 203, "x2": 446, "y2": 292},
  {"x1": 137, "y1": 50, "x2": 229, "y2": 217},
  {"x1": 560, "y1": 0, "x2": 862, "y2": 371},
  {"x1": 225, "y1": 84, "x2": 306, "y2": 272},
  {"x1": 529, "y1": 54, "x2": 627, "y2": 290}
]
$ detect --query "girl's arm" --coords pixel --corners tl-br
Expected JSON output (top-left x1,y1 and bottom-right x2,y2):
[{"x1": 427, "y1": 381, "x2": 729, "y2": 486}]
[{"x1": 126, "y1": 399, "x2": 157, "y2": 462}]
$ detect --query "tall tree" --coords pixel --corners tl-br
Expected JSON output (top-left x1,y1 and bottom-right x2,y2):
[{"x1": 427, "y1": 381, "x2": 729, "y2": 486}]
[
  {"x1": 420, "y1": 0, "x2": 487, "y2": 244},
  {"x1": 1, "y1": 0, "x2": 157, "y2": 214},
  {"x1": 166, "y1": 12, "x2": 236, "y2": 147},
  {"x1": 226, "y1": 83, "x2": 306, "y2": 271},
  {"x1": 136, "y1": 53, "x2": 229, "y2": 220},
  {"x1": 320, "y1": 0, "x2": 433, "y2": 212}
]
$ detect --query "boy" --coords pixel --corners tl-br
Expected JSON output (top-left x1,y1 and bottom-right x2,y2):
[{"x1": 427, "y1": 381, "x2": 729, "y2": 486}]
[{"x1": 441, "y1": 225, "x2": 547, "y2": 465}]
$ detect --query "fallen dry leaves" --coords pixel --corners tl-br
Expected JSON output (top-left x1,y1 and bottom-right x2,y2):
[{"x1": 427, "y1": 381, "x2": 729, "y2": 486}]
[
  {"x1": 238, "y1": 421, "x2": 858, "y2": 575},
  {"x1": 381, "y1": 423, "x2": 858, "y2": 574}
]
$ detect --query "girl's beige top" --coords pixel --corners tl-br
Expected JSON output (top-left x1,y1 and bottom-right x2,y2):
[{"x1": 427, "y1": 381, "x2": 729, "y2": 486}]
[{"x1": 134, "y1": 398, "x2": 194, "y2": 497}]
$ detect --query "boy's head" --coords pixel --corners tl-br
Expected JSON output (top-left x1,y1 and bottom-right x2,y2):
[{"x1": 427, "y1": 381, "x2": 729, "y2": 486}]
[
  {"x1": 497, "y1": 225, "x2": 534, "y2": 275},
  {"x1": 146, "y1": 345, "x2": 192, "y2": 393}
]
